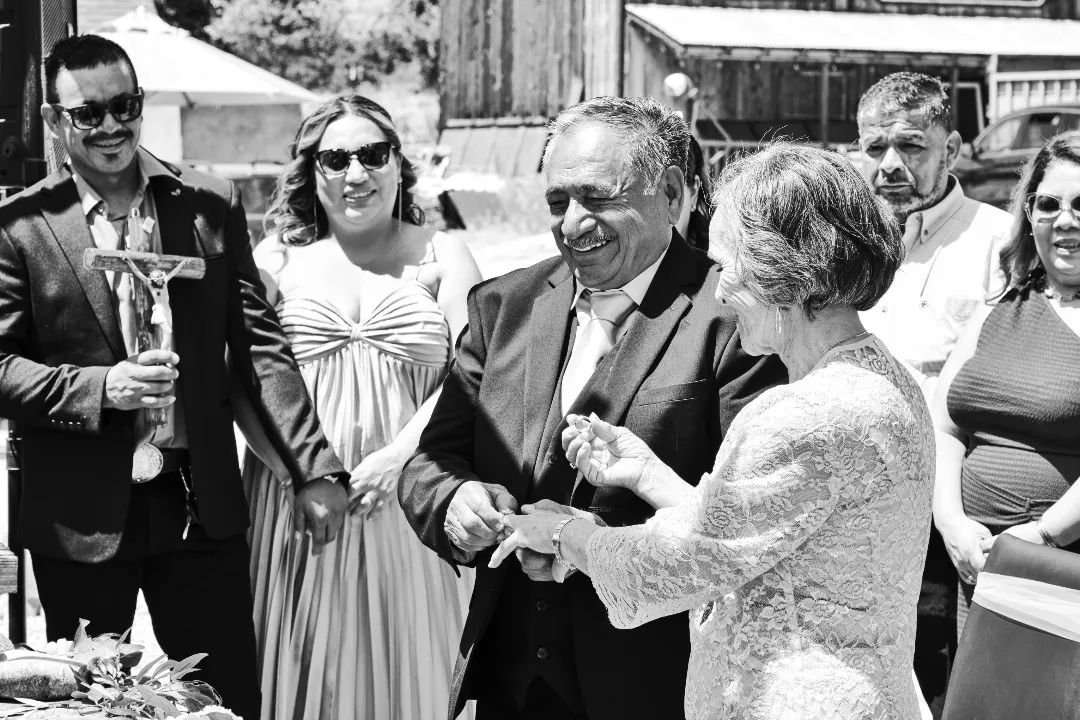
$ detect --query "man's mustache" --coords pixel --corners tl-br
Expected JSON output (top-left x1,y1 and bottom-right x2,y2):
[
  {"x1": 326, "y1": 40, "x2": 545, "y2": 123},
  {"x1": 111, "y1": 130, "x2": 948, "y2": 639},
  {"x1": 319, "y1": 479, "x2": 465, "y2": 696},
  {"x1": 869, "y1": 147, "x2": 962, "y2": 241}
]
[
  {"x1": 563, "y1": 229, "x2": 617, "y2": 251},
  {"x1": 87, "y1": 131, "x2": 134, "y2": 142}
]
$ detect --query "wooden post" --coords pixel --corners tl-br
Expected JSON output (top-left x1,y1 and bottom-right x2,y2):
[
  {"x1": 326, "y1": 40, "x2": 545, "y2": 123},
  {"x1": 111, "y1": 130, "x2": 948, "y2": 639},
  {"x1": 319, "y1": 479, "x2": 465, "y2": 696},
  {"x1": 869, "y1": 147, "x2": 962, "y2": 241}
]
[
  {"x1": 820, "y1": 61, "x2": 831, "y2": 146},
  {"x1": 5, "y1": 423, "x2": 24, "y2": 644},
  {"x1": 585, "y1": 0, "x2": 623, "y2": 98},
  {"x1": 950, "y1": 65, "x2": 961, "y2": 131}
]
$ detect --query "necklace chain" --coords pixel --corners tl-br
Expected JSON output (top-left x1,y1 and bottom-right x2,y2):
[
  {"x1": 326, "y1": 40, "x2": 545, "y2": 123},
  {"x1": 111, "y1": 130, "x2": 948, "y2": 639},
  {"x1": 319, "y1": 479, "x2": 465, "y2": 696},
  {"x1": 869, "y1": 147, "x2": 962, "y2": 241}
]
[
  {"x1": 1043, "y1": 285, "x2": 1080, "y2": 303},
  {"x1": 825, "y1": 330, "x2": 872, "y2": 355}
]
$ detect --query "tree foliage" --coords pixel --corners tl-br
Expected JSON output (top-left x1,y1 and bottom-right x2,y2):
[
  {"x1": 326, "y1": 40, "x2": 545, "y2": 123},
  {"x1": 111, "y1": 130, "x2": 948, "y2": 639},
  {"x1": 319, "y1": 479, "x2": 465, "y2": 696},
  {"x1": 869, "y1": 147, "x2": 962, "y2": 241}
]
[
  {"x1": 205, "y1": 0, "x2": 360, "y2": 93},
  {"x1": 359, "y1": 0, "x2": 440, "y2": 89},
  {"x1": 154, "y1": 0, "x2": 442, "y2": 93},
  {"x1": 154, "y1": 0, "x2": 218, "y2": 41}
]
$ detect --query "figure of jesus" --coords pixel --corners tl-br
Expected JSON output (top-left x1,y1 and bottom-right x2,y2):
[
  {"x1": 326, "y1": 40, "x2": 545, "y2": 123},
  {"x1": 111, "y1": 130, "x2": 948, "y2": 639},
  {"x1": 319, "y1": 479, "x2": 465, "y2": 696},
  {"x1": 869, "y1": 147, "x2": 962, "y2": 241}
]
[{"x1": 123, "y1": 258, "x2": 190, "y2": 353}]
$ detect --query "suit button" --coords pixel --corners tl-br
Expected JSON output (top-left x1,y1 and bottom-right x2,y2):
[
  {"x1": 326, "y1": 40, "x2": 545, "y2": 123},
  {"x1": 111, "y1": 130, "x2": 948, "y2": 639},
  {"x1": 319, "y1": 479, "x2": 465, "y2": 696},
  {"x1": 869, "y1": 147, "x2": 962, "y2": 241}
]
[
  {"x1": 536, "y1": 600, "x2": 549, "y2": 612},
  {"x1": 536, "y1": 647, "x2": 549, "y2": 660},
  {"x1": 548, "y1": 453, "x2": 559, "y2": 465}
]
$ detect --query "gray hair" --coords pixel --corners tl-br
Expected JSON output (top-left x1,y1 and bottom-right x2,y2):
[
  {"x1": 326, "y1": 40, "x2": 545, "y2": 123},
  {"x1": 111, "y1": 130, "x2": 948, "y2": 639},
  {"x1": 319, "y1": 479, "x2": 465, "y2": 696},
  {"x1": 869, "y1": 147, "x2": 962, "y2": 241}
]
[
  {"x1": 713, "y1": 142, "x2": 903, "y2": 315},
  {"x1": 857, "y1": 72, "x2": 952, "y2": 131},
  {"x1": 542, "y1": 96, "x2": 690, "y2": 194}
]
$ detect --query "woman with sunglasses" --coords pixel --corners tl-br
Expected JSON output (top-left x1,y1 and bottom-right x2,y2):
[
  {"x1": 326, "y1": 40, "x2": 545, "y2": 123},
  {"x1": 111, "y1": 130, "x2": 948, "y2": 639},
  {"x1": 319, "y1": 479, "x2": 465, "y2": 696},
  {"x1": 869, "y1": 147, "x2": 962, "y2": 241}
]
[
  {"x1": 933, "y1": 130, "x2": 1080, "y2": 636},
  {"x1": 240, "y1": 95, "x2": 482, "y2": 720}
]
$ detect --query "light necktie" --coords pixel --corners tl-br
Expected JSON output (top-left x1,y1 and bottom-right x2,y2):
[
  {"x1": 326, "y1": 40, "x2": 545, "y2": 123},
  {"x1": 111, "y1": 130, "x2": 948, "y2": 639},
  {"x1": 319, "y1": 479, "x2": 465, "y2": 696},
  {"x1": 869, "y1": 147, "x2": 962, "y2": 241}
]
[{"x1": 561, "y1": 289, "x2": 635, "y2": 414}]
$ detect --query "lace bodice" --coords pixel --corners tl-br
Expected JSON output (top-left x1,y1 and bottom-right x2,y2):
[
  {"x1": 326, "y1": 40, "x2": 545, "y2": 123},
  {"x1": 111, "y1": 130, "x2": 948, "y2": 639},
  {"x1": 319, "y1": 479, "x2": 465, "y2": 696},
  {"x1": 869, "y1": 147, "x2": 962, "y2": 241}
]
[{"x1": 586, "y1": 336, "x2": 934, "y2": 720}]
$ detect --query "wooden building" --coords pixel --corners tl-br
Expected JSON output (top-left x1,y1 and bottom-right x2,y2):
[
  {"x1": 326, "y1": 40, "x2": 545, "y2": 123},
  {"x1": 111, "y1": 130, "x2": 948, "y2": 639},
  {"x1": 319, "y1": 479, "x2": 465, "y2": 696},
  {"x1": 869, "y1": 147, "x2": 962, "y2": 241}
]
[{"x1": 439, "y1": 0, "x2": 1080, "y2": 173}]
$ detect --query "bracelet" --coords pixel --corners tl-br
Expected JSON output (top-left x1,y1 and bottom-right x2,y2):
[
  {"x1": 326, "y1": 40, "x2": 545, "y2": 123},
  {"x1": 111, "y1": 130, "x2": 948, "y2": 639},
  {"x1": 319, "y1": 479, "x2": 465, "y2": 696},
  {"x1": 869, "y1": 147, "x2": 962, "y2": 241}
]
[
  {"x1": 1037, "y1": 519, "x2": 1061, "y2": 549},
  {"x1": 552, "y1": 518, "x2": 577, "y2": 571}
]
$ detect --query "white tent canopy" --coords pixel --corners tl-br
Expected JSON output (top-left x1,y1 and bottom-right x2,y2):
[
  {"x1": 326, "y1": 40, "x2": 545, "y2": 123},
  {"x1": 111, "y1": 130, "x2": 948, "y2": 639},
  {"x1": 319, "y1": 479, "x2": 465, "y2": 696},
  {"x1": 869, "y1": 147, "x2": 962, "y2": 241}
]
[{"x1": 95, "y1": 6, "x2": 321, "y2": 107}]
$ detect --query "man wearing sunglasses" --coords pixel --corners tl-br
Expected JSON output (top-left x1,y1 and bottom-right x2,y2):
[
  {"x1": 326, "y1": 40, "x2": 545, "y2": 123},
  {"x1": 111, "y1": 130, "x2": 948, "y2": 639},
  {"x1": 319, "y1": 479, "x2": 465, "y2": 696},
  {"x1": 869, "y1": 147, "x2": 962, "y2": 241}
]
[
  {"x1": 855, "y1": 72, "x2": 1014, "y2": 717},
  {"x1": 0, "y1": 34, "x2": 350, "y2": 720}
]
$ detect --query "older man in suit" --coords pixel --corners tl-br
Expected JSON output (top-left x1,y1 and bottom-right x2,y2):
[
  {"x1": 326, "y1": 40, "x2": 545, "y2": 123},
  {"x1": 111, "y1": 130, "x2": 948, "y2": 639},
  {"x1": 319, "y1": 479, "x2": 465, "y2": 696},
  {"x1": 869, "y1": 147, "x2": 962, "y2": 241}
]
[
  {"x1": 0, "y1": 35, "x2": 349, "y2": 720},
  {"x1": 399, "y1": 96, "x2": 784, "y2": 720}
]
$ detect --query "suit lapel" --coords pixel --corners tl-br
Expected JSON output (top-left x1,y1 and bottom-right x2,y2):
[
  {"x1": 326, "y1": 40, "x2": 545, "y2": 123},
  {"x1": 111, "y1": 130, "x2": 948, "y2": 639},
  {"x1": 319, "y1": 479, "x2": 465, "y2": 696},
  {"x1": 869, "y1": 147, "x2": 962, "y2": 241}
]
[
  {"x1": 569, "y1": 238, "x2": 699, "y2": 504},
  {"x1": 520, "y1": 264, "x2": 575, "y2": 485},
  {"x1": 151, "y1": 176, "x2": 204, "y2": 412},
  {"x1": 40, "y1": 173, "x2": 127, "y2": 360}
]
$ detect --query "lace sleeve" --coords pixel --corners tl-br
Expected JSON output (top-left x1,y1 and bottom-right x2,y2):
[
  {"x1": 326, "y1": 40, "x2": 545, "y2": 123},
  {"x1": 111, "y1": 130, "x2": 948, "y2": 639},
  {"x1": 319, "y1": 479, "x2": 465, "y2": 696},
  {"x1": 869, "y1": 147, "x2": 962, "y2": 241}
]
[{"x1": 586, "y1": 390, "x2": 870, "y2": 629}]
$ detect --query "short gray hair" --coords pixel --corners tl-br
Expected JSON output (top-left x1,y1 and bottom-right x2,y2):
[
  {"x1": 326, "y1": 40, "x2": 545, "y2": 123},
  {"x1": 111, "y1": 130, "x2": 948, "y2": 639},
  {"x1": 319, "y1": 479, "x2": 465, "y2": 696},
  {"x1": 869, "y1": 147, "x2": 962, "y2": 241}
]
[
  {"x1": 542, "y1": 96, "x2": 690, "y2": 194},
  {"x1": 713, "y1": 143, "x2": 903, "y2": 315},
  {"x1": 857, "y1": 72, "x2": 951, "y2": 131}
]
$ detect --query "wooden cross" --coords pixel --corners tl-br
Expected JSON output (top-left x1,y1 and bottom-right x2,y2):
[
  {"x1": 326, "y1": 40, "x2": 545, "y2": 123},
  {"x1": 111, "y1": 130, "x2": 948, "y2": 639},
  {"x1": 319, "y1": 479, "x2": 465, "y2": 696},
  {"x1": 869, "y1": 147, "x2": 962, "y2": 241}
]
[{"x1": 83, "y1": 248, "x2": 206, "y2": 426}]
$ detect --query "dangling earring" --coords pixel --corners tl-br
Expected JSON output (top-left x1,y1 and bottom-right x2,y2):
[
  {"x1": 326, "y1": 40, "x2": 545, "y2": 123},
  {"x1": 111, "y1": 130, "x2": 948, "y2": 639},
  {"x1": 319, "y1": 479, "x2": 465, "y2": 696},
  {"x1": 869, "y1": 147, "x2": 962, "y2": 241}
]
[
  {"x1": 775, "y1": 307, "x2": 783, "y2": 335},
  {"x1": 397, "y1": 180, "x2": 403, "y2": 223}
]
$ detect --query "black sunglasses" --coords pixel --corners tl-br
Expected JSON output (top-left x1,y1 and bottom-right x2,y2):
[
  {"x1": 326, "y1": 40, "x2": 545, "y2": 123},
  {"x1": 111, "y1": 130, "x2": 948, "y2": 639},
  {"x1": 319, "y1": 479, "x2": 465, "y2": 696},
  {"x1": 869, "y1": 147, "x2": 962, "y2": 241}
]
[
  {"x1": 315, "y1": 142, "x2": 396, "y2": 175},
  {"x1": 52, "y1": 89, "x2": 145, "y2": 130},
  {"x1": 1026, "y1": 192, "x2": 1080, "y2": 223}
]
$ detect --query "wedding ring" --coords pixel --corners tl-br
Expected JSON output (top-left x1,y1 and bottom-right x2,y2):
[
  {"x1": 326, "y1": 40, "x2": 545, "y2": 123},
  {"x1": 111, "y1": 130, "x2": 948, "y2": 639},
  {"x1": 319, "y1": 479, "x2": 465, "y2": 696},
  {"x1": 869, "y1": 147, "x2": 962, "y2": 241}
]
[{"x1": 569, "y1": 461, "x2": 577, "y2": 469}]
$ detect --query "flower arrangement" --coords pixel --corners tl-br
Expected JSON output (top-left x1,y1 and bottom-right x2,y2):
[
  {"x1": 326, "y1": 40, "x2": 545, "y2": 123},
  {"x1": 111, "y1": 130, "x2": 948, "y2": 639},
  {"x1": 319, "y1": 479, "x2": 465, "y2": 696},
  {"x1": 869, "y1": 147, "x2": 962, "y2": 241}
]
[{"x1": 0, "y1": 621, "x2": 239, "y2": 720}]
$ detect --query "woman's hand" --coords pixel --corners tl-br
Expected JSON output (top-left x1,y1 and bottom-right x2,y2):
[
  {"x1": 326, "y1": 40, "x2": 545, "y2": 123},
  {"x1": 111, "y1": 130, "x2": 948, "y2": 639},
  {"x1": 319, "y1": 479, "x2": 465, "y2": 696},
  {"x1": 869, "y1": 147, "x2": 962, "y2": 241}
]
[
  {"x1": 348, "y1": 445, "x2": 405, "y2": 516},
  {"x1": 938, "y1": 514, "x2": 993, "y2": 584},
  {"x1": 1001, "y1": 520, "x2": 1045, "y2": 545},
  {"x1": 523, "y1": 499, "x2": 607, "y2": 526},
  {"x1": 489, "y1": 512, "x2": 591, "y2": 569},
  {"x1": 562, "y1": 413, "x2": 656, "y2": 494}
]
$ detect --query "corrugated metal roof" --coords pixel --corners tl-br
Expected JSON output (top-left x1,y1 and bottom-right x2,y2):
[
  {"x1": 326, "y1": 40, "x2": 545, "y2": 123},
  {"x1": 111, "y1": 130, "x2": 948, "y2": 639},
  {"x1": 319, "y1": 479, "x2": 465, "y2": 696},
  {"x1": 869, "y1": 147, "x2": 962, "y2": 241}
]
[{"x1": 625, "y1": 4, "x2": 1080, "y2": 58}]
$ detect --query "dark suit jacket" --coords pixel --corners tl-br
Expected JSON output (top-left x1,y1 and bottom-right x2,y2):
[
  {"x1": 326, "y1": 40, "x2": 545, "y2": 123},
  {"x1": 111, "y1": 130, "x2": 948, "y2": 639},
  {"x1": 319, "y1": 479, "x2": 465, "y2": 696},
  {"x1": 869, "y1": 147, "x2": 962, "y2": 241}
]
[
  {"x1": 399, "y1": 236, "x2": 785, "y2": 720},
  {"x1": 0, "y1": 154, "x2": 344, "y2": 563}
]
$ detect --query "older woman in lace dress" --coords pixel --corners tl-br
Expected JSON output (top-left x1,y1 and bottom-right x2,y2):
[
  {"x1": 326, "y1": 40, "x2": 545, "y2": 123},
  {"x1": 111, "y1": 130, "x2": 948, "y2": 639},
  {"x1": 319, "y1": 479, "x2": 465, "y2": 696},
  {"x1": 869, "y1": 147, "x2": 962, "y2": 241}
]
[{"x1": 490, "y1": 143, "x2": 934, "y2": 720}]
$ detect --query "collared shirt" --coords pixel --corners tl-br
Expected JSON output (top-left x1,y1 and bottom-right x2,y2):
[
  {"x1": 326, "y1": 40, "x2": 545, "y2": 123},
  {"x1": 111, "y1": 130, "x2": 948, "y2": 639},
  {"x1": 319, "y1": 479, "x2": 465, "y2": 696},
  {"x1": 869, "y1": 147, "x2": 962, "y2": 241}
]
[
  {"x1": 569, "y1": 241, "x2": 670, "y2": 345},
  {"x1": 860, "y1": 176, "x2": 1012, "y2": 401},
  {"x1": 72, "y1": 149, "x2": 188, "y2": 449}
]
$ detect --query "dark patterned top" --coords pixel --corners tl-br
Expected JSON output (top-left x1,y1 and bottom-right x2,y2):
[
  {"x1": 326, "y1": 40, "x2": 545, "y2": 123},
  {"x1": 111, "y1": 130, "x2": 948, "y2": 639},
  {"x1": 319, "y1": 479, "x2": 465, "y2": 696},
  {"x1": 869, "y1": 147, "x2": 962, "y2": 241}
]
[{"x1": 949, "y1": 285, "x2": 1080, "y2": 530}]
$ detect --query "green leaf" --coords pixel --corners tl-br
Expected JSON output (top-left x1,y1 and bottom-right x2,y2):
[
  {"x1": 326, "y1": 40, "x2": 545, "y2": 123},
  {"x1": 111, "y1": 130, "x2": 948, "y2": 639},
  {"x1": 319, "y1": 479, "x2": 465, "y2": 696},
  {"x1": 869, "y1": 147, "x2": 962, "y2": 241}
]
[
  {"x1": 166, "y1": 654, "x2": 207, "y2": 680},
  {"x1": 135, "y1": 686, "x2": 181, "y2": 718},
  {"x1": 71, "y1": 619, "x2": 92, "y2": 652},
  {"x1": 135, "y1": 655, "x2": 169, "y2": 684}
]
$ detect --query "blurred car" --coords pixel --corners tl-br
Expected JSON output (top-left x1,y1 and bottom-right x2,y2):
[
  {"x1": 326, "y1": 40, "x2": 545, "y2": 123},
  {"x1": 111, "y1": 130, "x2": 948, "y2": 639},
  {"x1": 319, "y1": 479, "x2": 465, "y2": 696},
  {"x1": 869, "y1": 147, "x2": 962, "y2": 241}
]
[
  {"x1": 194, "y1": 163, "x2": 284, "y2": 246},
  {"x1": 954, "y1": 105, "x2": 1080, "y2": 209}
]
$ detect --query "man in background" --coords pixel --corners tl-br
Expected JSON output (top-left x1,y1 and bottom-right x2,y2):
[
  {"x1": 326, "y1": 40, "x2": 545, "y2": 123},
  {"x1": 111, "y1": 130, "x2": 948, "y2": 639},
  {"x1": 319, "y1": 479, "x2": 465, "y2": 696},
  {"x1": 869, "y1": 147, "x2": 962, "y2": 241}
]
[{"x1": 856, "y1": 71, "x2": 1013, "y2": 717}]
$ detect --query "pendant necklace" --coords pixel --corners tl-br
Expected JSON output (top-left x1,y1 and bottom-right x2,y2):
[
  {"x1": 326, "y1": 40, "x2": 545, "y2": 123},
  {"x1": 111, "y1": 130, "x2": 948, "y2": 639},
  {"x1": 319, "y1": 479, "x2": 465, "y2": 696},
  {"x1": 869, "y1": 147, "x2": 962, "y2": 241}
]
[{"x1": 1043, "y1": 285, "x2": 1080, "y2": 303}]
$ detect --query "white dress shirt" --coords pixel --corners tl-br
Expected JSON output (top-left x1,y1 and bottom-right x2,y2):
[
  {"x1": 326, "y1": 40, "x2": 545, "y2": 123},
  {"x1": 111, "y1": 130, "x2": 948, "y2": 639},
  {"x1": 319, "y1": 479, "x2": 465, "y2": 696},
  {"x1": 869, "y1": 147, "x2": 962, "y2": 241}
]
[{"x1": 860, "y1": 177, "x2": 1012, "y2": 401}]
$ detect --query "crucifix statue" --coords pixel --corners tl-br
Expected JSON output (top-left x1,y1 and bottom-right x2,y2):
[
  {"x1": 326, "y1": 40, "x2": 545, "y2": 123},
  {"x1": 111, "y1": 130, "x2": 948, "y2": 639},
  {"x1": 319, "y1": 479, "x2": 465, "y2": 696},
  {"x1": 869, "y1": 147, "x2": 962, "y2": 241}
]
[{"x1": 83, "y1": 247, "x2": 206, "y2": 427}]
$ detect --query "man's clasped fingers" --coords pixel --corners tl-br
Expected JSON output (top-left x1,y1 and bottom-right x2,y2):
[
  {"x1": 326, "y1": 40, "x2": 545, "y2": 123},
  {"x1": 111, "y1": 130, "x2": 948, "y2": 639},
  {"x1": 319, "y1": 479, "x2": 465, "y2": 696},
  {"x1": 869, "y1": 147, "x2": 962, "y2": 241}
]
[
  {"x1": 515, "y1": 548, "x2": 557, "y2": 582},
  {"x1": 445, "y1": 481, "x2": 519, "y2": 552},
  {"x1": 294, "y1": 478, "x2": 348, "y2": 555}
]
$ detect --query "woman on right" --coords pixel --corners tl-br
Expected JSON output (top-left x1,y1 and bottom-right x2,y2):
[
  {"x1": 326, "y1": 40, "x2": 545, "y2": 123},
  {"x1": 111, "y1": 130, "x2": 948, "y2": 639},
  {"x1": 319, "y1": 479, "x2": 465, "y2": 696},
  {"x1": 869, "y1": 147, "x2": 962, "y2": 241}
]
[
  {"x1": 491, "y1": 142, "x2": 934, "y2": 719},
  {"x1": 933, "y1": 130, "x2": 1080, "y2": 633}
]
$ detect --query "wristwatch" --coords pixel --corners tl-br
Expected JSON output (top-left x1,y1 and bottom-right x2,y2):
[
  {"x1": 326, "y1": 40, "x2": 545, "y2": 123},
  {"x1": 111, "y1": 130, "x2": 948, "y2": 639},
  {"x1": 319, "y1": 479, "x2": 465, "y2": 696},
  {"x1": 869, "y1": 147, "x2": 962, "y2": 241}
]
[{"x1": 1037, "y1": 518, "x2": 1061, "y2": 548}]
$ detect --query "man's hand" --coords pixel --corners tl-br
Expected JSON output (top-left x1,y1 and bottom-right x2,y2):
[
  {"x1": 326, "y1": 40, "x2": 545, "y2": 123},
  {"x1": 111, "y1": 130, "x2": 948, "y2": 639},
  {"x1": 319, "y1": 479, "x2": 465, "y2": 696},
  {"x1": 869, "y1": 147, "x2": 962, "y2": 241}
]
[
  {"x1": 444, "y1": 481, "x2": 518, "y2": 555},
  {"x1": 103, "y1": 350, "x2": 180, "y2": 410},
  {"x1": 294, "y1": 476, "x2": 348, "y2": 555},
  {"x1": 516, "y1": 548, "x2": 556, "y2": 582}
]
